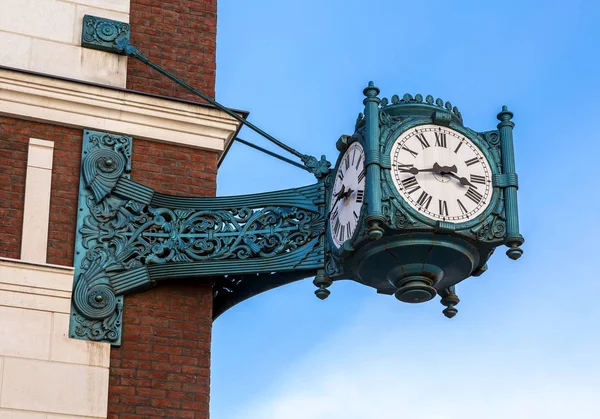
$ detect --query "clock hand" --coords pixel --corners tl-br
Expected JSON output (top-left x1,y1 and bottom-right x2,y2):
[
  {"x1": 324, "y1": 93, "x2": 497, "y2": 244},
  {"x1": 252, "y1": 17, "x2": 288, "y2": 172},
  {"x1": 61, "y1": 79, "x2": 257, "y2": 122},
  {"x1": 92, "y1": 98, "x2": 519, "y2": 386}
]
[
  {"x1": 343, "y1": 188, "x2": 354, "y2": 199},
  {"x1": 328, "y1": 185, "x2": 346, "y2": 218},
  {"x1": 401, "y1": 163, "x2": 458, "y2": 175},
  {"x1": 443, "y1": 171, "x2": 477, "y2": 188}
]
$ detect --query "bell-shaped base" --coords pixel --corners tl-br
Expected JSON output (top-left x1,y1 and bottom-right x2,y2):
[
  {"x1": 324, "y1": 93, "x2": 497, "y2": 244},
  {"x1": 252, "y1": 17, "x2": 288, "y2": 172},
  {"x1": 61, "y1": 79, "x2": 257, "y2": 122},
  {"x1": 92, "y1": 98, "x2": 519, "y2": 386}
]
[
  {"x1": 394, "y1": 276, "x2": 437, "y2": 303},
  {"x1": 346, "y1": 233, "x2": 480, "y2": 298}
]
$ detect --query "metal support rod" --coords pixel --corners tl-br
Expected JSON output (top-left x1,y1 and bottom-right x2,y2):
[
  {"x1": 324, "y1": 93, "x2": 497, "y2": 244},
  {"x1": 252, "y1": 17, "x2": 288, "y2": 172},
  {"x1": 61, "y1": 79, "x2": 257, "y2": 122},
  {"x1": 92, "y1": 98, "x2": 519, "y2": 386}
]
[
  {"x1": 235, "y1": 138, "x2": 309, "y2": 172},
  {"x1": 129, "y1": 49, "x2": 307, "y2": 161}
]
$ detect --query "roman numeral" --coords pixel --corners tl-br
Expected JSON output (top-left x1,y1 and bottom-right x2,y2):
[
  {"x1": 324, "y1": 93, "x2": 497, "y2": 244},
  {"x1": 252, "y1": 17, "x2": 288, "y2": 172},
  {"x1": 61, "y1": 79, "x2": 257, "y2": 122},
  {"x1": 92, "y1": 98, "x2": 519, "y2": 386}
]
[
  {"x1": 337, "y1": 171, "x2": 344, "y2": 181},
  {"x1": 339, "y1": 226, "x2": 345, "y2": 242},
  {"x1": 465, "y1": 157, "x2": 479, "y2": 167},
  {"x1": 457, "y1": 199, "x2": 468, "y2": 215},
  {"x1": 397, "y1": 163, "x2": 413, "y2": 172},
  {"x1": 346, "y1": 222, "x2": 351, "y2": 238},
  {"x1": 402, "y1": 146, "x2": 418, "y2": 157},
  {"x1": 470, "y1": 174, "x2": 486, "y2": 185},
  {"x1": 333, "y1": 218, "x2": 341, "y2": 236},
  {"x1": 438, "y1": 200, "x2": 448, "y2": 216},
  {"x1": 401, "y1": 176, "x2": 420, "y2": 194},
  {"x1": 465, "y1": 187, "x2": 483, "y2": 204},
  {"x1": 416, "y1": 191, "x2": 432, "y2": 209},
  {"x1": 330, "y1": 207, "x2": 339, "y2": 220},
  {"x1": 351, "y1": 150, "x2": 356, "y2": 166},
  {"x1": 358, "y1": 169, "x2": 366, "y2": 183},
  {"x1": 356, "y1": 189, "x2": 364, "y2": 203},
  {"x1": 454, "y1": 142, "x2": 463, "y2": 154},
  {"x1": 355, "y1": 154, "x2": 363, "y2": 170},
  {"x1": 415, "y1": 132, "x2": 430, "y2": 149},
  {"x1": 353, "y1": 210, "x2": 359, "y2": 220},
  {"x1": 434, "y1": 132, "x2": 447, "y2": 148},
  {"x1": 344, "y1": 154, "x2": 350, "y2": 170}
]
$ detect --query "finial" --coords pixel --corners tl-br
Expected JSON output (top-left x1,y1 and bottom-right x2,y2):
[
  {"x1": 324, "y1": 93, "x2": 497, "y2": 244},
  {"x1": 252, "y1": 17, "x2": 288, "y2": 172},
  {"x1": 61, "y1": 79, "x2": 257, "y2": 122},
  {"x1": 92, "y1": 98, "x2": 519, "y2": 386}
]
[
  {"x1": 363, "y1": 81, "x2": 380, "y2": 97},
  {"x1": 313, "y1": 269, "x2": 332, "y2": 300},
  {"x1": 497, "y1": 105, "x2": 514, "y2": 121},
  {"x1": 440, "y1": 289, "x2": 460, "y2": 319}
]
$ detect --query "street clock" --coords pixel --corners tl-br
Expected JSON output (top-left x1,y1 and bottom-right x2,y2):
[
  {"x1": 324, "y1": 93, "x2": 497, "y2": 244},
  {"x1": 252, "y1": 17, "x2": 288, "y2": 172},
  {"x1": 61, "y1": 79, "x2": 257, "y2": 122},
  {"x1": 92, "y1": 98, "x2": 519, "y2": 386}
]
[{"x1": 71, "y1": 18, "x2": 524, "y2": 344}]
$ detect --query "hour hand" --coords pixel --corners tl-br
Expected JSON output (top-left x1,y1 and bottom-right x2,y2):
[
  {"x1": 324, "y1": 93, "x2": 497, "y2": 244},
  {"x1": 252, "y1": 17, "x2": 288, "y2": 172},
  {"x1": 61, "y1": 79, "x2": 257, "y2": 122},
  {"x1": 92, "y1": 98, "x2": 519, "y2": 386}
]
[{"x1": 445, "y1": 172, "x2": 476, "y2": 188}]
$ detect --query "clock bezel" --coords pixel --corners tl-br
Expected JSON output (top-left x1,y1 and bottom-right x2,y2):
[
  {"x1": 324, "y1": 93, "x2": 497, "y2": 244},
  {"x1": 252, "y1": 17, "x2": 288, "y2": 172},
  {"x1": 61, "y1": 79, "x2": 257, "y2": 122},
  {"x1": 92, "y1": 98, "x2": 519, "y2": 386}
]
[
  {"x1": 382, "y1": 119, "x2": 501, "y2": 230},
  {"x1": 326, "y1": 136, "x2": 367, "y2": 252}
]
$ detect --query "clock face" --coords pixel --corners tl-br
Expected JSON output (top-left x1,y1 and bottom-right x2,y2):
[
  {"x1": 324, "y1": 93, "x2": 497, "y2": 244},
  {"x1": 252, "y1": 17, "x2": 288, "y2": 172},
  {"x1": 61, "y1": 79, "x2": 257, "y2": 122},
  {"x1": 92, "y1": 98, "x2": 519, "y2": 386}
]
[
  {"x1": 329, "y1": 141, "x2": 365, "y2": 248},
  {"x1": 390, "y1": 124, "x2": 493, "y2": 223}
]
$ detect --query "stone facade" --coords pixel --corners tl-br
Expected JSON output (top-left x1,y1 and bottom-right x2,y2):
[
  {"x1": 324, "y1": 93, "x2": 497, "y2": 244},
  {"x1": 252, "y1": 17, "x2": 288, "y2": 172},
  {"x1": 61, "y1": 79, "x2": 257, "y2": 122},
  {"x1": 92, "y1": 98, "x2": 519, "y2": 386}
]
[{"x1": 0, "y1": 1, "x2": 233, "y2": 418}]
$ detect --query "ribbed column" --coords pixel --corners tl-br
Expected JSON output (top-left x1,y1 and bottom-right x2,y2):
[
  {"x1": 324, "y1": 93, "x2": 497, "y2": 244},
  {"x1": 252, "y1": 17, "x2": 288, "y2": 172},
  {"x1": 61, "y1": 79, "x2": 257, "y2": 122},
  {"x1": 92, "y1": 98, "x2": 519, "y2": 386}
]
[
  {"x1": 497, "y1": 105, "x2": 524, "y2": 259},
  {"x1": 363, "y1": 82, "x2": 384, "y2": 239}
]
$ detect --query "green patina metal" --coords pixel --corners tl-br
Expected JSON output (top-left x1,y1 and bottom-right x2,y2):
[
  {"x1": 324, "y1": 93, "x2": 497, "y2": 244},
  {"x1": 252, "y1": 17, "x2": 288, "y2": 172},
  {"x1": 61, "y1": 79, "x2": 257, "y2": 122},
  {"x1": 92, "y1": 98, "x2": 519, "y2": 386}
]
[
  {"x1": 72, "y1": 16, "x2": 524, "y2": 344},
  {"x1": 69, "y1": 131, "x2": 326, "y2": 344}
]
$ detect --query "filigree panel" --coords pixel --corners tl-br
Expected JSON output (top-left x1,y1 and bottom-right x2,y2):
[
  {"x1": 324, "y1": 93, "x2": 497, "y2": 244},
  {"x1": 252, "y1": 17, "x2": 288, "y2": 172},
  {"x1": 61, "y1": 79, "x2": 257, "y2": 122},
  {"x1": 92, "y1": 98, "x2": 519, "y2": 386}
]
[{"x1": 70, "y1": 130, "x2": 326, "y2": 345}]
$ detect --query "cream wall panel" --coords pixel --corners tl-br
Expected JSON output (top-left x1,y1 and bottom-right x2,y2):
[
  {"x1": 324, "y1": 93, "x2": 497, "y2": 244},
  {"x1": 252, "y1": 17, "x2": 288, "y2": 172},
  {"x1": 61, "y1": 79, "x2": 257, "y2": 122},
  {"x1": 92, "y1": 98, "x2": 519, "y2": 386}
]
[
  {"x1": 0, "y1": 358, "x2": 109, "y2": 417},
  {"x1": 0, "y1": 306, "x2": 51, "y2": 360},
  {"x1": 0, "y1": 32, "x2": 32, "y2": 69},
  {"x1": 0, "y1": 289, "x2": 70, "y2": 314},
  {"x1": 61, "y1": 0, "x2": 130, "y2": 14},
  {"x1": 0, "y1": 0, "x2": 129, "y2": 87},
  {"x1": 0, "y1": 0, "x2": 76, "y2": 44},
  {"x1": 0, "y1": 259, "x2": 74, "y2": 292},
  {"x1": 27, "y1": 138, "x2": 54, "y2": 169},
  {"x1": 28, "y1": 39, "x2": 127, "y2": 88},
  {"x1": 50, "y1": 313, "x2": 110, "y2": 367},
  {"x1": 21, "y1": 138, "x2": 54, "y2": 263},
  {"x1": 0, "y1": 409, "x2": 47, "y2": 418}
]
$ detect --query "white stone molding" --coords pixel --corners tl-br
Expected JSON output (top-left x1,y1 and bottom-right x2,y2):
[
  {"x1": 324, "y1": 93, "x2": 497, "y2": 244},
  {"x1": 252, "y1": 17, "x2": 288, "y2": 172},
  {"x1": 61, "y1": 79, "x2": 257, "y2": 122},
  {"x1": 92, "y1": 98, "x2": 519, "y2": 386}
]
[
  {"x1": 21, "y1": 138, "x2": 54, "y2": 264},
  {"x1": 0, "y1": 258, "x2": 110, "y2": 418},
  {"x1": 0, "y1": 68, "x2": 245, "y2": 160}
]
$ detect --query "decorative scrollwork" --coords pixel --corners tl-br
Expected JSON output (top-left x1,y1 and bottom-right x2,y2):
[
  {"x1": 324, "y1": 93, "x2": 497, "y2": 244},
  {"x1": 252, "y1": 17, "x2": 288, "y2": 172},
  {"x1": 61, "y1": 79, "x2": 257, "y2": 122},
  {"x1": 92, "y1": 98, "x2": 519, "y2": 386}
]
[
  {"x1": 72, "y1": 299, "x2": 122, "y2": 342},
  {"x1": 301, "y1": 154, "x2": 331, "y2": 179},
  {"x1": 82, "y1": 15, "x2": 131, "y2": 54},
  {"x1": 72, "y1": 129, "x2": 328, "y2": 344},
  {"x1": 355, "y1": 112, "x2": 365, "y2": 130},
  {"x1": 137, "y1": 206, "x2": 325, "y2": 264},
  {"x1": 479, "y1": 130, "x2": 502, "y2": 168},
  {"x1": 471, "y1": 214, "x2": 506, "y2": 242}
]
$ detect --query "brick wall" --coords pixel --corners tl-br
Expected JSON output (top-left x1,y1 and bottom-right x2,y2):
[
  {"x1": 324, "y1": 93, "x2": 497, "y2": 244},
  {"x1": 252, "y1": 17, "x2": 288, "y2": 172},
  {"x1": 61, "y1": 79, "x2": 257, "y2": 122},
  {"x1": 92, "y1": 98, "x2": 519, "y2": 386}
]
[
  {"x1": 107, "y1": 281, "x2": 212, "y2": 419},
  {"x1": 1, "y1": 1, "x2": 221, "y2": 417},
  {"x1": 0, "y1": 116, "x2": 81, "y2": 266},
  {"x1": 127, "y1": 0, "x2": 217, "y2": 101},
  {"x1": 109, "y1": 139, "x2": 218, "y2": 419}
]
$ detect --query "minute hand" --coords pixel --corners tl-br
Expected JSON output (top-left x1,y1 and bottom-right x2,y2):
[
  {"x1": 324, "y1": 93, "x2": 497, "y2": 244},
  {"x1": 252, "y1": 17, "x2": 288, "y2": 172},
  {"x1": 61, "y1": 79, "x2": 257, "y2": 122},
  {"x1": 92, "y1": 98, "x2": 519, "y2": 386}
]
[{"x1": 401, "y1": 163, "x2": 457, "y2": 175}]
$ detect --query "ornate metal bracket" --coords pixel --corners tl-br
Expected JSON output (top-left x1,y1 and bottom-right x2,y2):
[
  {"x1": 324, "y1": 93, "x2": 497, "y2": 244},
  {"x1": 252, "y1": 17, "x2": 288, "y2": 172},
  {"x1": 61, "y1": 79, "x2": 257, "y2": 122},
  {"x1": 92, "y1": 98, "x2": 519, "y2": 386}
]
[
  {"x1": 69, "y1": 130, "x2": 326, "y2": 345},
  {"x1": 81, "y1": 15, "x2": 130, "y2": 54}
]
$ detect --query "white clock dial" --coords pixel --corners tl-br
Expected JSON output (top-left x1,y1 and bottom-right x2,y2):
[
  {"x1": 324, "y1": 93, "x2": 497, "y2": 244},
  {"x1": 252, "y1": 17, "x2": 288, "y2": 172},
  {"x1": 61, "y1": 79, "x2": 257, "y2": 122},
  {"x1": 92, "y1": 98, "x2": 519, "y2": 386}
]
[
  {"x1": 389, "y1": 124, "x2": 493, "y2": 223},
  {"x1": 329, "y1": 141, "x2": 365, "y2": 248}
]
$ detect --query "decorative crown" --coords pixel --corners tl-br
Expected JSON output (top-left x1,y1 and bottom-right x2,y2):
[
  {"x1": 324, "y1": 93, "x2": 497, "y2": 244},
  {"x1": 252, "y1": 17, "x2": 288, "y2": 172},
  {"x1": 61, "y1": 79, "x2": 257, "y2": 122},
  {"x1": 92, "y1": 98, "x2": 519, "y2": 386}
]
[{"x1": 380, "y1": 93, "x2": 463, "y2": 122}]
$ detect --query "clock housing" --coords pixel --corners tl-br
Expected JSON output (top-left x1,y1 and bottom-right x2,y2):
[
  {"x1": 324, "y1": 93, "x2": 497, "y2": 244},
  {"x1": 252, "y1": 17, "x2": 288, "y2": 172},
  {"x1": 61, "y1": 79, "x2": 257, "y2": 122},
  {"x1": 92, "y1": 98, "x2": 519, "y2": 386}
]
[{"x1": 324, "y1": 89, "x2": 522, "y2": 318}]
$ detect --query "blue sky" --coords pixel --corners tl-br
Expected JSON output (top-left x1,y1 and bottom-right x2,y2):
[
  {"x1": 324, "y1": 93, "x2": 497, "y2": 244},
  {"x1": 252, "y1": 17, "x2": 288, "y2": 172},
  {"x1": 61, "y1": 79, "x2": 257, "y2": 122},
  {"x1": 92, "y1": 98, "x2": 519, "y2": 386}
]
[{"x1": 211, "y1": 1, "x2": 600, "y2": 417}]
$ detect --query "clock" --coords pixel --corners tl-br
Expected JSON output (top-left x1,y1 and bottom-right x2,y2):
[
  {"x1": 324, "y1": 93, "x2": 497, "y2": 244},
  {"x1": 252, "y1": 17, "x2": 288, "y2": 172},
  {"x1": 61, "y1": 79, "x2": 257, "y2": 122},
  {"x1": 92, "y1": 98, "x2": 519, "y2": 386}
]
[
  {"x1": 329, "y1": 141, "x2": 366, "y2": 248},
  {"x1": 389, "y1": 124, "x2": 493, "y2": 223}
]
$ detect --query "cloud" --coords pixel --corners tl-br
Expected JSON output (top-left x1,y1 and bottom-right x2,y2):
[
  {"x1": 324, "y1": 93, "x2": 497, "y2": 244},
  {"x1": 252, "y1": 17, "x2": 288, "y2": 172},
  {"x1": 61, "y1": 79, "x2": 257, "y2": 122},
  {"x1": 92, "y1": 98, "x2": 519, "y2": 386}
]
[{"x1": 232, "y1": 300, "x2": 600, "y2": 419}]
